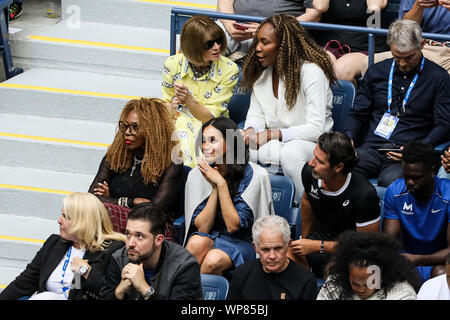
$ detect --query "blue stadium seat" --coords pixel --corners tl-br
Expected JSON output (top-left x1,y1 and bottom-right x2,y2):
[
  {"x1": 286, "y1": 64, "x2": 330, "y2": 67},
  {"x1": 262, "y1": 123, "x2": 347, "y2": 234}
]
[
  {"x1": 201, "y1": 274, "x2": 230, "y2": 300},
  {"x1": 0, "y1": 0, "x2": 23, "y2": 79},
  {"x1": 331, "y1": 79, "x2": 356, "y2": 133},
  {"x1": 269, "y1": 174, "x2": 301, "y2": 240},
  {"x1": 228, "y1": 86, "x2": 251, "y2": 129}
]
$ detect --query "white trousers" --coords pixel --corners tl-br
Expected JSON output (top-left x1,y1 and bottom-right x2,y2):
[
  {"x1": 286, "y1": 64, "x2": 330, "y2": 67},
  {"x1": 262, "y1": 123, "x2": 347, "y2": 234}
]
[{"x1": 249, "y1": 139, "x2": 316, "y2": 202}]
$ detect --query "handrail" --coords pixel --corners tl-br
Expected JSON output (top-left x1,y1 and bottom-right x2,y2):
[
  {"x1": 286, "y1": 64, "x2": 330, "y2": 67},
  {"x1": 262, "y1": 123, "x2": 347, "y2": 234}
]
[{"x1": 170, "y1": 7, "x2": 450, "y2": 66}]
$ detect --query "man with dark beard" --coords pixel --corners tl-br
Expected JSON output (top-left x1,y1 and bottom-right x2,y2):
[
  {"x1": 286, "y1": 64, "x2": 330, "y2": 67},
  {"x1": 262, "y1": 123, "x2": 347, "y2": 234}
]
[
  {"x1": 288, "y1": 132, "x2": 381, "y2": 278},
  {"x1": 100, "y1": 203, "x2": 202, "y2": 300}
]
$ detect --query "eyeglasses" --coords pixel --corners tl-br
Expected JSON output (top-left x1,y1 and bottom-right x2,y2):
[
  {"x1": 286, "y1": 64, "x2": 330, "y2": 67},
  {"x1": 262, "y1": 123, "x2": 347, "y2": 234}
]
[
  {"x1": 118, "y1": 121, "x2": 139, "y2": 135},
  {"x1": 204, "y1": 37, "x2": 223, "y2": 51}
]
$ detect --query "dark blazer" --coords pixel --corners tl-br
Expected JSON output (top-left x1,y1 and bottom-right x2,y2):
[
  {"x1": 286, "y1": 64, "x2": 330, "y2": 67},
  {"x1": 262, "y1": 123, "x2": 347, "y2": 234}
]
[{"x1": 0, "y1": 234, "x2": 124, "y2": 300}]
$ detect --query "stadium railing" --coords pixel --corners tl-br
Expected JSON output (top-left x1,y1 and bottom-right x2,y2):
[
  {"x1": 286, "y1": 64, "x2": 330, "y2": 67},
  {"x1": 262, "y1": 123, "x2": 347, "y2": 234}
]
[{"x1": 170, "y1": 7, "x2": 450, "y2": 68}]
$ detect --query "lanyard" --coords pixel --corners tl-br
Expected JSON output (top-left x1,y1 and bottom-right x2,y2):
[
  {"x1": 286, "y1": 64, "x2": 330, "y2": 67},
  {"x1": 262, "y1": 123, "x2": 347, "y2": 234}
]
[
  {"x1": 60, "y1": 246, "x2": 72, "y2": 298},
  {"x1": 387, "y1": 56, "x2": 425, "y2": 115}
]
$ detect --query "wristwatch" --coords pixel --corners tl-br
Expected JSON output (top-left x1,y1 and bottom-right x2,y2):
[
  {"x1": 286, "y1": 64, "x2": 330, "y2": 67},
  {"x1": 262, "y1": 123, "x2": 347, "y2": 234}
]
[
  {"x1": 142, "y1": 286, "x2": 155, "y2": 300},
  {"x1": 79, "y1": 265, "x2": 89, "y2": 276}
]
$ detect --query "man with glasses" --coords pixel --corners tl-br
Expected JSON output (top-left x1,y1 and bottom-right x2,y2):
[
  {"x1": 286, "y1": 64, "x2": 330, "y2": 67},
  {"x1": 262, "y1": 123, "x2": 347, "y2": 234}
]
[{"x1": 344, "y1": 19, "x2": 449, "y2": 188}]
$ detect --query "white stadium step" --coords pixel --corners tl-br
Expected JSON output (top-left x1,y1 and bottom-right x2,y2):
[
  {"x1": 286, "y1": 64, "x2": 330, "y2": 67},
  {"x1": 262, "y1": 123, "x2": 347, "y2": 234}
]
[
  {"x1": 0, "y1": 214, "x2": 60, "y2": 290},
  {"x1": 61, "y1": 0, "x2": 217, "y2": 30},
  {"x1": 0, "y1": 68, "x2": 162, "y2": 122},
  {"x1": 0, "y1": 113, "x2": 113, "y2": 174},
  {"x1": 10, "y1": 20, "x2": 170, "y2": 79},
  {"x1": 0, "y1": 165, "x2": 94, "y2": 220}
]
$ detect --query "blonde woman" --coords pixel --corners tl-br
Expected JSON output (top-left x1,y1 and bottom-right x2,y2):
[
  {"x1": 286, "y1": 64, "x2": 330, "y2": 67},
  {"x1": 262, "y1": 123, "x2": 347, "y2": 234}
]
[
  {"x1": 0, "y1": 192, "x2": 126, "y2": 300},
  {"x1": 162, "y1": 15, "x2": 240, "y2": 168}
]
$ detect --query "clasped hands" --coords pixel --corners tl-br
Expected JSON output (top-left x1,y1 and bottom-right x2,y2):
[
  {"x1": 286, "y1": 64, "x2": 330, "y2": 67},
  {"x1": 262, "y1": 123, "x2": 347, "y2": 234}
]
[
  {"x1": 197, "y1": 157, "x2": 226, "y2": 188},
  {"x1": 116, "y1": 263, "x2": 149, "y2": 298}
]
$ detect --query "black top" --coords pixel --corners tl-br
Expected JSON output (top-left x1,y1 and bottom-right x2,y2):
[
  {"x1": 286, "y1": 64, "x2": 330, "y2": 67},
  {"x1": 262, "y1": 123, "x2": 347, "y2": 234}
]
[
  {"x1": 89, "y1": 156, "x2": 184, "y2": 219},
  {"x1": 344, "y1": 57, "x2": 450, "y2": 148},
  {"x1": 301, "y1": 164, "x2": 380, "y2": 241},
  {"x1": 227, "y1": 258, "x2": 318, "y2": 300},
  {"x1": 309, "y1": 0, "x2": 388, "y2": 52}
]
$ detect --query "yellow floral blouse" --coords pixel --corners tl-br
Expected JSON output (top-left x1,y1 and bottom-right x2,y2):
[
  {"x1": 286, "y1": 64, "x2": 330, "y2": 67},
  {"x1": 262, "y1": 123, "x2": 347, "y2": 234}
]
[{"x1": 162, "y1": 53, "x2": 239, "y2": 167}]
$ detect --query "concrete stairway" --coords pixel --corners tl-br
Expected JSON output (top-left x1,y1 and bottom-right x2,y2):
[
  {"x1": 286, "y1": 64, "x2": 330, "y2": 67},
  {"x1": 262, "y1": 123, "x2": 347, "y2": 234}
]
[{"x1": 0, "y1": 0, "x2": 216, "y2": 291}]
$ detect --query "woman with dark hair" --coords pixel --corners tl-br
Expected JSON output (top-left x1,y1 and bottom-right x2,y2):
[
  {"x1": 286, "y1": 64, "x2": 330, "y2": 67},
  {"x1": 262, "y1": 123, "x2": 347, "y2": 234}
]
[
  {"x1": 317, "y1": 231, "x2": 422, "y2": 300},
  {"x1": 240, "y1": 14, "x2": 337, "y2": 201},
  {"x1": 184, "y1": 117, "x2": 274, "y2": 275},
  {"x1": 162, "y1": 15, "x2": 240, "y2": 168},
  {"x1": 88, "y1": 98, "x2": 183, "y2": 238}
]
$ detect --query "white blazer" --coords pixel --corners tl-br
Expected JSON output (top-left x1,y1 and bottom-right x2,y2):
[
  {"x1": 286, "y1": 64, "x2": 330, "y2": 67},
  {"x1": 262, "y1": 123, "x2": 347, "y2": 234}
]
[{"x1": 244, "y1": 62, "x2": 333, "y2": 143}]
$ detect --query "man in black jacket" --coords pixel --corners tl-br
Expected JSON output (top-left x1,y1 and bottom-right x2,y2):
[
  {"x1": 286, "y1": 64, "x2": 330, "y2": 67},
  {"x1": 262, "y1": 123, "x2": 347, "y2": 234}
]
[{"x1": 100, "y1": 203, "x2": 203, "y2": 300}]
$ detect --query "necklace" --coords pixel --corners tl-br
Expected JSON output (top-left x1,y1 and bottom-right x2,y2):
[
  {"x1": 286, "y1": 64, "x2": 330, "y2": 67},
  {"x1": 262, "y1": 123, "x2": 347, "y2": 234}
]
[
  {"x1": 130, "y1": 156, "x2": 143, "y2": 177},
  {"x1": 189, "y1": 62, "x2": 211, "y2": 79}
]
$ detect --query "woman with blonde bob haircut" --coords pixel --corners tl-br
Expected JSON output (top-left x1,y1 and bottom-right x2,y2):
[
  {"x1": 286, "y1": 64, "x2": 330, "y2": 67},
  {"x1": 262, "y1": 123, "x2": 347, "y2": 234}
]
[
  {"x1": 0, "y1": 192, "x2": 126, "y2": 300},
  {"x1": 162, "y1": 15, "x2": 240, "y2": 168}
]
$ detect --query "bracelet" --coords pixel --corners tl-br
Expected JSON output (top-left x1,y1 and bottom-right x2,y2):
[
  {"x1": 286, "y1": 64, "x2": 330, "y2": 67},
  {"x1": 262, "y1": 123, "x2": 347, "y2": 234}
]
[
  {"x1": 319, "y1": 240, "x2": 325, "y2": 254},
  {"x1": 118, "y1": 197, "x2": 129, "y2": 208}
]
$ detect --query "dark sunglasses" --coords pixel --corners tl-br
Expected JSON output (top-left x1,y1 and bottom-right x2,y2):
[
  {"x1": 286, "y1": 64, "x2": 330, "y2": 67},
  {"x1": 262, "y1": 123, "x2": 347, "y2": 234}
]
[
  {"x1": 118, "y1": 121, "x2": 139, "y2": 135},
  {"x1": 204, "y1": 37, "x2": 223, "y2": 51}
]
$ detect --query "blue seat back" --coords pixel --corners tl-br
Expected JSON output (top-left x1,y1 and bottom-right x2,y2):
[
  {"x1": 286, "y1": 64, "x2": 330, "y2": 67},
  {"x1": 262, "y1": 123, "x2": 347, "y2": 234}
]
[
  {"x1": 269, "y1": 174, "x2": 300, "y2": 238},
  {"x1": 201, "y1": 274, "x2": 230, "y2": 300},
  {"x1": 331, "y1": 80, "x2": 356, "y2": 133},
  {"x1": 228, "y1": 87, "x2": 251, "y2": 127}
]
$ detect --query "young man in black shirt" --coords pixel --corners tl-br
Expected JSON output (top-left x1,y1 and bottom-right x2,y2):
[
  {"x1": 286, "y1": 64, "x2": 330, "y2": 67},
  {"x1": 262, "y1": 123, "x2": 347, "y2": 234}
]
[
  {"x1": 227, "y1": 215, "x2": 318, "y2": 300},
  {"x1": 288, "y1": 132, "x2": 381, "y2": 278}
]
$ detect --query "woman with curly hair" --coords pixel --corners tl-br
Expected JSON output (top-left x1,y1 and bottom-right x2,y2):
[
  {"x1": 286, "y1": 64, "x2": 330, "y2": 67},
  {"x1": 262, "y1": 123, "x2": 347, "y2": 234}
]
[
  {"x1": 89, "y1": 98, "x2": 184, "y2": 236},
  {"x1": 240, "y1": 13, "x2": 337, "y2": 200},
  {"x1": 317, "y1": 231, "x2": 423, "y2": 300}
]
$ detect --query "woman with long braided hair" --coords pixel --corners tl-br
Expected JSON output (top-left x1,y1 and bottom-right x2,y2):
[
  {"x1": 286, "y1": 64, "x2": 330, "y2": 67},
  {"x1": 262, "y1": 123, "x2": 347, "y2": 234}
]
[
  {"x1": 89, "y1": 98, "x2": 184, "y2": 239},
  {"x1": 241, "y1": 14, "x2": 337, "y2": 201}
]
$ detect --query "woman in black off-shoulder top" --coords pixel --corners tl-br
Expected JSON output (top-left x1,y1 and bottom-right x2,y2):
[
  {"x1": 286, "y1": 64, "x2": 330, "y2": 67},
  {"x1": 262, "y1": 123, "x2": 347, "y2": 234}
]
[{"x1": 88, "y1": 98, "x2": 184, "y2": 225}]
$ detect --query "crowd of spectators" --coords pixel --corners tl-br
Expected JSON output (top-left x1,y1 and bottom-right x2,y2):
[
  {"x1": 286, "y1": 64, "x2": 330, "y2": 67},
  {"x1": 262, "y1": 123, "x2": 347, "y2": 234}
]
[{"x1": 1, "y1": 0, "x2": 449, "y2": 301}]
